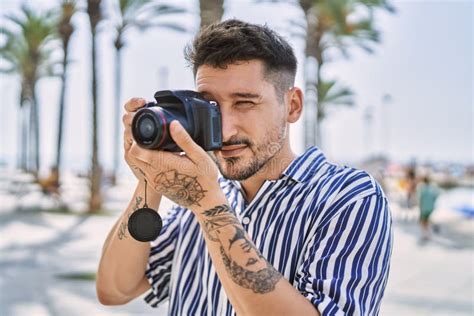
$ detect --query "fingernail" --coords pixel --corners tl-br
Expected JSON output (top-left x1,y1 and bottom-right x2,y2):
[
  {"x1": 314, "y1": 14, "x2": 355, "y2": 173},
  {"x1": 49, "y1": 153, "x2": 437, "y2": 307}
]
[{"x1": 171, "y1": 120, "x2": 182, "y2": 132}]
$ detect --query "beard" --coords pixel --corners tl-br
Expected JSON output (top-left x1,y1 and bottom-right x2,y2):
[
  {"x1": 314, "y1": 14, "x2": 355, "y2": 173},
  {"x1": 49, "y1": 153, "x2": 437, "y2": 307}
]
[{"x1": 213, "y1": 121, "x2": 287, "y2": 181}]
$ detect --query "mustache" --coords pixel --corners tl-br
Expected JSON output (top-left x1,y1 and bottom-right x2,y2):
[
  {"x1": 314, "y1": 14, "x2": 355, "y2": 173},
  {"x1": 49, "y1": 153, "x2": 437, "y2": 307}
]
[{"x1": 222, "y1": 136, "x2": 252, "y2": 147}]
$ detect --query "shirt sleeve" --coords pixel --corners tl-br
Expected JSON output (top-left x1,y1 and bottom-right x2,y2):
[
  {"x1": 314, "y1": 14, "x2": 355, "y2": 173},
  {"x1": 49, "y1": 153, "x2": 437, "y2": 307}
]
[
  {"x1": 143, "y1": 204, "x2": 183, "y2": 308},
  {"x1": 295, "y1": 192, "x2": 393, "y2": 316}
]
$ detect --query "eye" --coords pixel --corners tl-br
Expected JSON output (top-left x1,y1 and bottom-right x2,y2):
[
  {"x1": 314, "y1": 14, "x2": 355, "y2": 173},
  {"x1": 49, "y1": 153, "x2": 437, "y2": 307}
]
[{"x1": 235, "y1": 101, "x2": 255, "y2": 108}]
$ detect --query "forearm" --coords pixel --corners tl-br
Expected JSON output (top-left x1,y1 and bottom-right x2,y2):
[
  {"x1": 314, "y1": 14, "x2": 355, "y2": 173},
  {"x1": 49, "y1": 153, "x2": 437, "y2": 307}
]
[
  {"x1": 194, "y1": 196, "x2": 320, "y2": 316},
  {"x1": 97, "y1": 181, "x2": 162, "y2": 299}
]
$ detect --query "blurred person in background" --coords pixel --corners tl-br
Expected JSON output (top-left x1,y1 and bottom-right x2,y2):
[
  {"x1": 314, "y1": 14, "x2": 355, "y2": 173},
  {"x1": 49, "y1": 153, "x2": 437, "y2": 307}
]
[
  {"x1": 418, "y1": 175, "x2": 440, "y2": 242},
  {"x1": 405, "y1": 167, "x2": 418, "y2": 209}
]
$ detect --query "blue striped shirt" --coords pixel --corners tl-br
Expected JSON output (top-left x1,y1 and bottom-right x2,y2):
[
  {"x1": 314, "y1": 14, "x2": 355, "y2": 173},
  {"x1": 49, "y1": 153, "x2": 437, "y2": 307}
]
[{"x1": 144, "y1": 146, "x2": 393, "y2": 315}]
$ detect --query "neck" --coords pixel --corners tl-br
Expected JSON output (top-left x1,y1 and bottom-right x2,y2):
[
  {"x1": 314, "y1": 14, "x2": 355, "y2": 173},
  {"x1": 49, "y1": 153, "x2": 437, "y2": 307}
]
[{"x1": 240, "y1": 142, "x2": 296, "y2": 202}]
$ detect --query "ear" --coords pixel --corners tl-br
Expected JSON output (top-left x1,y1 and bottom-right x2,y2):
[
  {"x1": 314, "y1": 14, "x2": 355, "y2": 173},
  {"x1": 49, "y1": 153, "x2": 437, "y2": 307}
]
[{"x1": 286, "y1": 87, "x2": 303, "y2": 123}]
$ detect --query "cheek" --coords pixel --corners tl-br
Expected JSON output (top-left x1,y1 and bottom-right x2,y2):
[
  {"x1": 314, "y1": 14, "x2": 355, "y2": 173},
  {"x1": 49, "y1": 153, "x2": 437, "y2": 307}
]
[{"x1": 239, "y1": 107, "x2": 281, "y2": 133}]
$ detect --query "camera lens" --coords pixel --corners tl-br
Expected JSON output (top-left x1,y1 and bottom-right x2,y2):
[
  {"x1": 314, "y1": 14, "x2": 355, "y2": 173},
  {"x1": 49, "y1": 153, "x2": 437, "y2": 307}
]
[
  {"x1": 134, "y1": 112, "x2": 162, "y2": 146},
  {"x1": 132, "y1": 106, "x2": 170, "y2": 149},
  {"x1": 139, "y1": 116, "x2": 156, "y2": 140}
]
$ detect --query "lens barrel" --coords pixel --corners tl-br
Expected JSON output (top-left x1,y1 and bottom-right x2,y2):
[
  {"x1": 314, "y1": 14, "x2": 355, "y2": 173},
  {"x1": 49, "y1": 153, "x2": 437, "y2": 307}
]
[{"x1": 132, "y1": 106, "x2": 168, "y2": 149}]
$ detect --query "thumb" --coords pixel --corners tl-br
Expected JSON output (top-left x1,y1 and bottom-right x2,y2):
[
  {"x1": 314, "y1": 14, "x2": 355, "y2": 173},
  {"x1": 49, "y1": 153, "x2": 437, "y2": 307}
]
[{"x1": 169, "y1": 120, "x2": 206, "y2": 163}]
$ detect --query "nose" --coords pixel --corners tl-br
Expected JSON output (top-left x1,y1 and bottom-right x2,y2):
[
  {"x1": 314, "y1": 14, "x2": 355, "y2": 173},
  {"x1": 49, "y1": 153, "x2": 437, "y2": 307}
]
[{"x1": 220, "y1": 107, "x2": 238, "y2": 143}]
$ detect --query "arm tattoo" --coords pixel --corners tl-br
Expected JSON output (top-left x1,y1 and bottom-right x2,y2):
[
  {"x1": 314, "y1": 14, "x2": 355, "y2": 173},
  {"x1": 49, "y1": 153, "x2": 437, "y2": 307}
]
[
  {"x1": 201, "y1": 204, "x2": 282, "y2": 294},
  {"x1": 118, "y1": 196, "x2": 143, "y2": 240},
  {"x1": 153, "y1": 170, "x2": 206, "y2": 207},
  {"x1": 220, "y1": 247, "x2": 282, "y2": 294}
]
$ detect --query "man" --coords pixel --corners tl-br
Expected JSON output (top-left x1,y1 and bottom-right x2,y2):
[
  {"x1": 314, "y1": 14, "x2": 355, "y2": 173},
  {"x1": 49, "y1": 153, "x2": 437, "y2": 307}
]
[
  {"x1": 97, "y1": 19, "x2": 392, "y2": 315},
  {"x1": 417, "y1": 175, "x2": 440, "y2": 242}
]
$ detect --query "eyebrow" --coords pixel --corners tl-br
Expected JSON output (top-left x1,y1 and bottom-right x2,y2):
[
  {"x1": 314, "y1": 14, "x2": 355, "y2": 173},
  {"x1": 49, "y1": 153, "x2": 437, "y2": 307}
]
[
  {"x1": 200, "y1": 91, "x2": 262, "y2": 101},
  {"x1": 200, "y1": 91, "x2": 261, "y2": 98},
  {"x1": 230, "y1": 92, "x2": 261, "y2": 99}
]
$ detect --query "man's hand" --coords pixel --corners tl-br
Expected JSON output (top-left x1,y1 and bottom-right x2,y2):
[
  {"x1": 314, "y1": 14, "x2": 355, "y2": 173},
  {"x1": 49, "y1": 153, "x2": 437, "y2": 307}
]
[
  {"x1": 123, "y1": 98, "x2": 149, "y2": 182},
  {"x1": 124, "y1": 100, "x2": 224, "y2": 211}
]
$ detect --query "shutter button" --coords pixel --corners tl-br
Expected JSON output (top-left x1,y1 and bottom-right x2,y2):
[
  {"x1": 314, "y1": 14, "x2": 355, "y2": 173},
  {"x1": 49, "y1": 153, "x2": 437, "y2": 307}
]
[{"x1": 242, "y1": 217, "x2": 250, "y2": 225}]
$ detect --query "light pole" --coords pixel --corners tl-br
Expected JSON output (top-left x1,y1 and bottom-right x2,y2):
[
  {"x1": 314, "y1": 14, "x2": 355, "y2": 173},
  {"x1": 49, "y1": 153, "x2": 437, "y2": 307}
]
[
  {"x1": 381, "y1": 93, "x2": 392, "y2": 159},
  {"x1": 364, "y1": 106, "x2": 374, "y2": 160}
]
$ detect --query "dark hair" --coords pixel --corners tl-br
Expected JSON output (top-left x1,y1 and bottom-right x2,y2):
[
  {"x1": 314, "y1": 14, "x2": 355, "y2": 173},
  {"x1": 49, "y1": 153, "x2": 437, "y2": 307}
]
[
  {"x1": 184, "y1": 19, "x2": 297, "y2": 101},
  {"x1": 422, "y1": 175, "x2": 431, "y2": 184}
]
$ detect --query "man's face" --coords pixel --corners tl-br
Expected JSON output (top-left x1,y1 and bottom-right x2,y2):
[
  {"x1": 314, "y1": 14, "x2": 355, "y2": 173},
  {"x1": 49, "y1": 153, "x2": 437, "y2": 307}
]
[{"x1": 196, "y1": 60, "x2": 288, "y2": 181}]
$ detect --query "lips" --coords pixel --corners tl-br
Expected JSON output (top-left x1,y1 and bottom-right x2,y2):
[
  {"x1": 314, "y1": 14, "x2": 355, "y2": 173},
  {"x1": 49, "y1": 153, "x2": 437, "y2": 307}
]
[{"x1": 220, "y1": 144, "x2": 248, "y2": 157}]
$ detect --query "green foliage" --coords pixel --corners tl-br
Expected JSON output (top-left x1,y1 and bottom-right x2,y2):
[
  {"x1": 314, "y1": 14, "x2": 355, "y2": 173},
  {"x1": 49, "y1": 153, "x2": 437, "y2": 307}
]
[
  {"x1": 0, "y1": 5, "x2": 59, "y2": 93},
  {"x1": 306, "y1": 0, "x2": 394, "y2": 59},
  {"x1": 318, "y1": 80, "x2": 355, "y2": 120},
  {"x1": 304, "y1": 0, "x2": 394, "y2": 123},
  {"x1": 56, "y1": 271, "x2": 96, "y2": 281}
]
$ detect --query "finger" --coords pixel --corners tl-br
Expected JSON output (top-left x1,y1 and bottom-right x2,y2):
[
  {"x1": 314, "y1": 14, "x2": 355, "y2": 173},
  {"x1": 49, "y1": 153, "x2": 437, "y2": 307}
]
[
  {"x1": 122, "y1": 112, "x2": 135, "y2": 128},
  {"x1": 169, "y1": 120, "x2": 206, "y2": 163},
  {"x1": 123, "y1": 130, "x2": 133, "y2": 152},
  {"x1": 129, "y1": 143, "x2": 166, "y2": 168},
  {"x1": 124, "y1": 97, "x2": 147, "y2": 113}
]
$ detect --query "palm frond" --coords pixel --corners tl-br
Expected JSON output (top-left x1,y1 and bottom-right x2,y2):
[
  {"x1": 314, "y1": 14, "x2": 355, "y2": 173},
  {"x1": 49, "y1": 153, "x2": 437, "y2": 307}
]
[
  {"x1": 0, "y1": 4, "x2": 59, "y2": 105},
  {"x1": 318, "y1": 80, "x2": 355, "y2": 108},
  {"x1": 135, "y1": 21, "x2": 187, "y2": 33},
  {"x1": 111, "y1": 0, "x2": 187, "y2": 47}
]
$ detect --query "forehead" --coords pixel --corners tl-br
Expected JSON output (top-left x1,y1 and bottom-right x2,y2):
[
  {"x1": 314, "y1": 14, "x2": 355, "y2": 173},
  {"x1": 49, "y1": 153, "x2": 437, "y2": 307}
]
[{"x1": 195, "y1": 60, "x2": 272, "y2": 96}]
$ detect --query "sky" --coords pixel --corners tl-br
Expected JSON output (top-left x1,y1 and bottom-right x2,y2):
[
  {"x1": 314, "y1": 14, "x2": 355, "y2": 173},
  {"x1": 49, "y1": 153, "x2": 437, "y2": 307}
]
[{"x1": 0, "y1": 0, "x2": 472, "y2": 175}]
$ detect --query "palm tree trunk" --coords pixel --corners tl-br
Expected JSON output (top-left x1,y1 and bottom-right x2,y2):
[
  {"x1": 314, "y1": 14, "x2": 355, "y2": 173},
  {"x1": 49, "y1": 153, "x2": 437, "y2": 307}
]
[
  {"x1": 305, "y1": 14, "x2": 325, "y2": 149},
  {"x1": 303, "y1": 58, "x2": 317, "y2": 148},
  {"x1": 18, "y1": 102, "x2": 28, "y2": 171},
  {"x1": 112, "y1": 45, "x2": 122, "y2": 186},
  {"x1": 314, "y1": 46, "x2": 324, "y2": 148},
  {"x1": 28, "y1": 99, "x2": 37, "y2": 177},
  {"x1": 303, "y1": 10, "x2": 319, "y2": 148},
  {"x1": 89, "y1": 27, "x2": 102, "y2": 212},
  {"x1": 32, "y1": 88, "x2": 40, "y2": 178},
  {"x1": 55, "y1": 48, "x2": 69, "y2": 177},
  {"x1": 22, "y1": 107, "x2": 28, "y2": 171},
  {"x1": 199, "y1": 0, "x2": 224, "y2": 29}
]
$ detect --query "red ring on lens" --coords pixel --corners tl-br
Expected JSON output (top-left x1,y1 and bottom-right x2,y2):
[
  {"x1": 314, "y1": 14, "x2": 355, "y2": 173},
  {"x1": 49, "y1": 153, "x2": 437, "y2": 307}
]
[{"x1": 155, "y1": 109, "x2": 168, "y2": 149}]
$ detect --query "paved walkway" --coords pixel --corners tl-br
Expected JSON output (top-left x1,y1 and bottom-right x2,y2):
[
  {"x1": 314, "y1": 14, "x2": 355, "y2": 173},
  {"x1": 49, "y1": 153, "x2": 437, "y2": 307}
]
[
  {"x1": 1, "y1": 185, "x2": 472, "y2": 315},
  {"x1": 381, "y1": 207, "x2": 473, "y2": 315}
]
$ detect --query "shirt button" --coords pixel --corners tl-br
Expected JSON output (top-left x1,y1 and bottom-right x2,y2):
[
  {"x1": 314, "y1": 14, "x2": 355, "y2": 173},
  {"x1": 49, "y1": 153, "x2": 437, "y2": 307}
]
[{"x1": 242, "y1": 217, "x2": 250, "y2": 225}]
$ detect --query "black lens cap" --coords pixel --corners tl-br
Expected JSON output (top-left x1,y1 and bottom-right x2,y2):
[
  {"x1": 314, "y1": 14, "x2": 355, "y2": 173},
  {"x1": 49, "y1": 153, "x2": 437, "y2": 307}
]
[{"x1": 128, "y1": 208, "x2": 163, "y2": 242}]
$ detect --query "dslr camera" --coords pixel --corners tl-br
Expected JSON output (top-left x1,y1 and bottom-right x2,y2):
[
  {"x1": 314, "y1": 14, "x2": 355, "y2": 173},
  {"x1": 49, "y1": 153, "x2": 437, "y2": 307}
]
[{"x1": 131, "y1": 90, "x2": 222, "y2": 152}]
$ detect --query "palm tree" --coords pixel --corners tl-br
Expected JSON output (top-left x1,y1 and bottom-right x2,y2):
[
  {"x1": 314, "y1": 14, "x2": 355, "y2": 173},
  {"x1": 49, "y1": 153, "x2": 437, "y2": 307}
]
[
  {"x1": 0, "y1": 5, "x2": 58, "y2": 177},
  {"x1": 55, "y1": 0, "x2": 77, "y2": 186},
  {"x1": 111, "y1": 0, "x2": 186, "y2": 186},
  {"x1": 300, "y1": 0, "x2": 395, "y2": 147},
  {"x1": 199, "y1": 0, "x2": 224, "y2": 29},
  {"x1": 87, "y1": 0, "x2": 103, "y2": 212}
]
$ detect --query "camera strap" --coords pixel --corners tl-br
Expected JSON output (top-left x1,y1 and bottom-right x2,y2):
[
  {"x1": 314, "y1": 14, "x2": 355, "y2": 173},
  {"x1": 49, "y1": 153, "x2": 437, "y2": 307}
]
[{"x1": 143, "y1": 179, "x2": 148, "y2": 208}]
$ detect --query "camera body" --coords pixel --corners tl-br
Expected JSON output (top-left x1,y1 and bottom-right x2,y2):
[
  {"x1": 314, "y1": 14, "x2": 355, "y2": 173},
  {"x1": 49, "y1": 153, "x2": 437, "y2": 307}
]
[{"x1": 131, "y1": 90, "x2": 222, "y2": 152}]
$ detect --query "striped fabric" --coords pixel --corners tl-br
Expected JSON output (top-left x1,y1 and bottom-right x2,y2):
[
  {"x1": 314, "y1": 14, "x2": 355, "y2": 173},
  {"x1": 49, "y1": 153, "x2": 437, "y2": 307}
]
[{"x1": 144, "y1": 146, "x2": 393, "y2": 315}]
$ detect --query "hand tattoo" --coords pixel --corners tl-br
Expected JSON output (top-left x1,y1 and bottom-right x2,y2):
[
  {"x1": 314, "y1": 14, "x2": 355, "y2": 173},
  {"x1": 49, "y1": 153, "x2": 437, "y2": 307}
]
[
  {"x1": 118, "y1": 196, "x2": 143, "y2": 240},
  {"x1": 153, "y1": 170, "x2": 206, "y2": 207},
  {"x1": 131, "y1": 165, "x2": 146, "y2": 178},
  {"x1": 201, "y1": 204, "x2": 282, "y2": 294}
]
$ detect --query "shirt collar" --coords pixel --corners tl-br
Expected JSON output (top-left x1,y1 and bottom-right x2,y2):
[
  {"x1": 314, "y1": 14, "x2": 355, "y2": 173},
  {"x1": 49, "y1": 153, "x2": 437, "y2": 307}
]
[{"x1": 281, "y1": 146, "x2": 327, "y2": 183}]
